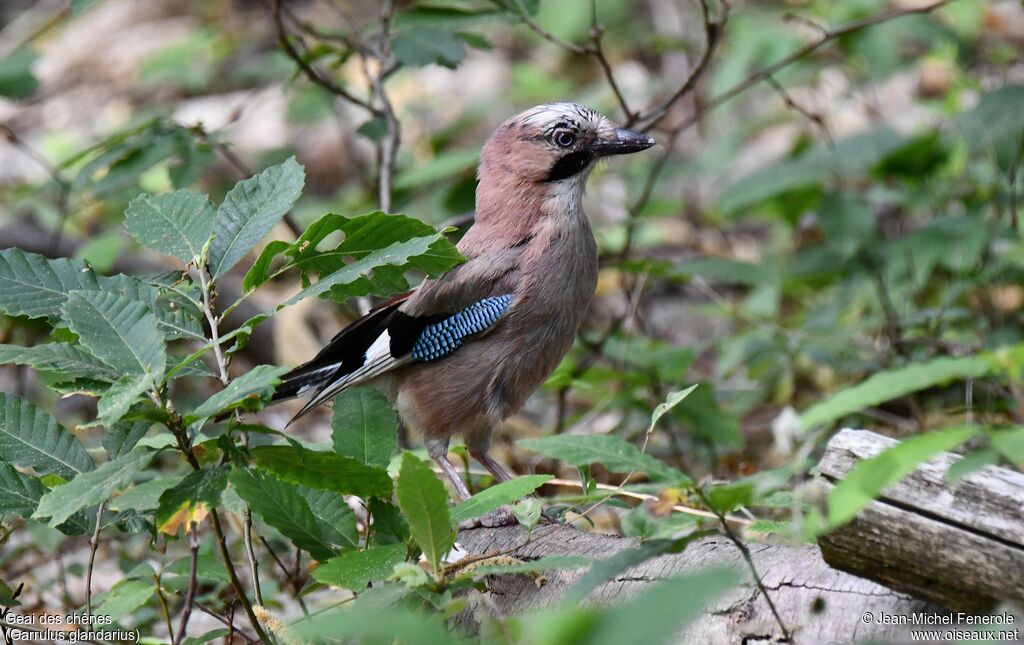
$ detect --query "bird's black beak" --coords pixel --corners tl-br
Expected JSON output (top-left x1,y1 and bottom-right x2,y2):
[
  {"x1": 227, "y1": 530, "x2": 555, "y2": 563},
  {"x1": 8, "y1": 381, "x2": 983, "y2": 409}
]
[{"x1": 590, "y1": 128, "x2": 656, "y2": 157}]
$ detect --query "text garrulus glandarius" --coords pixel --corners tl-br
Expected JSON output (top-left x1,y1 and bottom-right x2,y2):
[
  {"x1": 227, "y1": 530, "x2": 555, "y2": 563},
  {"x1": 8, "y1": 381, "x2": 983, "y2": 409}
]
[{"x1": 273, "y1": 103, "x2": 655, "y2": 509}]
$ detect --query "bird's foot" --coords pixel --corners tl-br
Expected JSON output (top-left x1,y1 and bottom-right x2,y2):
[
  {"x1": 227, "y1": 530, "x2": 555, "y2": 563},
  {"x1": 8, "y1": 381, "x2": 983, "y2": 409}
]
[{"x1": 458, "y1": 506, "x2": 519, "y2": 529}]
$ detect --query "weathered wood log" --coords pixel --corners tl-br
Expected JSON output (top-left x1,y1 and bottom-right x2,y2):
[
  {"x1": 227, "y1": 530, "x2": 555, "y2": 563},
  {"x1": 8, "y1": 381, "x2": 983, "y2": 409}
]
[
  {"x1": 817, "y1": 429, "x2": 1024, "y2": 613},
  {"x1": 456, "y1": 525, "x2": 943, "y2": 644}
]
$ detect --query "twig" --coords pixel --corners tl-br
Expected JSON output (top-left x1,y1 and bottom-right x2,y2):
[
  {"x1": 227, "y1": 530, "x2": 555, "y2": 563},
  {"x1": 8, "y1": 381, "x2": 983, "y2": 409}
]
[
  {"x1": 1007, "y1": 127, "x2": 1024, "y2": 231},
  {"x1": 173, "y1": 523, "x2": 201, "y2": 645},
  {"x1": 186, "y1": 598, "x2": 258, "y2": 643},
  {"x1": 588, "y1": 0, "x2": 633, "y2": 120},
  {"x1": 271, "y1": 0, "x2": 380, "y2": 115},
  {"x1": 631, "y1": 0, "x2": 726, "y2": 131},
  {"x1": 84, "y1": 502, "x2": 105, "y2": 617},
  {"x1": 243, "y1": 508, "x2": 264, "y2": 606},
  {"x1": 368, "y1": 0, "x2": 401, "y2": 213},
  {"x1": 154, "y1": 572, "x2": 175, "y2": 640},
  {"x1": 0, "y1": 122, "x2": 73, "y2": 253},
  {"x1": 765, "y1": 74, "x2": 834, "y2": 147},
  {"x1": 493, "y1": 0, "x2": 587, "y2": 53},
  {"x1": 196, "y1": 268, "x2": 229, "y2": 385},
  {"x1": 655, "y1": 0, "x2": 958, "y2": 134},
  {"x1": 693, "y1": 487, "x2": 791, "y2": 642}
]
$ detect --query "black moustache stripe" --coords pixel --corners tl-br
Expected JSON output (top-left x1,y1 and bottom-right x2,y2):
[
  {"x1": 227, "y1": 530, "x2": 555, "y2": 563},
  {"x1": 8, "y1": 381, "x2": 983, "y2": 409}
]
[{"x1": 545, "y1": 150, "x2": 594, "y2": 182}]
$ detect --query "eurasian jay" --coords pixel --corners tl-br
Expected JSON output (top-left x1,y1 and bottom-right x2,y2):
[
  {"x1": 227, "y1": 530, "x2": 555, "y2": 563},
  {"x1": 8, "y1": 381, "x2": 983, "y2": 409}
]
[{"x1": 273, "y1": 103, "x2": 655, "y2": 504}]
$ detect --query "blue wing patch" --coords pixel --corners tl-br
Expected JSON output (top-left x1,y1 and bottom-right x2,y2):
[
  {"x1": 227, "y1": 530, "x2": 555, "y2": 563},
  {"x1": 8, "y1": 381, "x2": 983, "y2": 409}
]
[{"x1": 410, "y1": 294, "x2": 514, "y2": 362}]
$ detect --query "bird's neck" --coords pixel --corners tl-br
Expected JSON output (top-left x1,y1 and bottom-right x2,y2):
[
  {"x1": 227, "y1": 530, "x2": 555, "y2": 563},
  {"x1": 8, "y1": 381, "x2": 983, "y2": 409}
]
[{"x1": 473, "y1": 173, "x2": 589, "y2": 245}]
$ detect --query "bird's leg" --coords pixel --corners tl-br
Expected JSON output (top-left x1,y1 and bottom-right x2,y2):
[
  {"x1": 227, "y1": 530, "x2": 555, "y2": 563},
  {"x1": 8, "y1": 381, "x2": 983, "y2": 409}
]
[
  {"x1": 469, "y1": 449, "x2": 514, "y2": 483},
  {"x1": 426, "y1": 437, "x2": 472, "y2": 501}
]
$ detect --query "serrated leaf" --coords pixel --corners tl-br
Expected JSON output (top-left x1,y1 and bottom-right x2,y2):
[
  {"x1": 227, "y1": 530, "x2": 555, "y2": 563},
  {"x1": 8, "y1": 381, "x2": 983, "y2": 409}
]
[
  {"x1": 96, "y1": 374, "x2": 151, "y2": 426},
  {"x1": 229, "y1": 467, "x2": 336, "y2": 561},
  {"x1": 449, "y1": 475, "x2": 552, "y2": 526},
  {"x1": 280, "y1": 235, "x2": 456, "y2": 308},
  {"x1": 125, "y1": 190, "x2": 215, "y2": 261},
  {"x1": 61, "y1": 290, "x2": 166, "y2": 383},
  {"x1": 0, "y1": 392, "x2": 94, "y2": 478},
  {"x1": 391, "y1": 27, "x2": 465, "y2": 68},
  {"x1": 109, "y1": 475, "x2": 177, "y2": 512},
  {"x1": 251, "y1": 445, "x2": 392, "y2": 499},
  {"x1": 332, "y1": 387, "x2": 397, "y2": 469},
  {"x1": 397, "y1": 452, "x2": 454, "y2": 573},
  {"x1": 186, "y1": 365, "x2": 286, "y2": 429},
  {"x1": 520, "y1": 435, "x2": 688, "y2": 483},
  {"x1": 298, "y1": 486, "x2": 359, "y2": 549},
  {"x1": 799, "y1": 354, "x2": 993, "y2": 430},
  {"x1": 96, "y1": 579, "x2": 154, "y2": 621},
  {"x1": 155, "y1": 466, "x2": 228, "y2": 535},
  {"x1": 209, "y1": 157, "x2": 305, "y2": 277},
  {"x1": 0, "y1": 48, "x2": 38, "y2": 99},
  {"x1": 0, "y1": 463, "x2": 46, "y2": 517},
  {"x1": 34, "y1": 447, "x2": 153, "y2": 527},
  {"x1": 99, "y1": 273, "x2": 203, "y2": 341},
  {"x1": 313, "y1": 543, "x2": 407, "y2": 590},
  {"x1": 0, "y1": 248, "x2": 101, "y2": 321},
  {"x1": 826, "y1": 426, "x2": 977, "y2": 529},
  {"x1": 0, "y1": 343, "x2": 119, "y2": 381},
  {"x1": 102, "y1": 421, "x2": 151, "y2": 460}
]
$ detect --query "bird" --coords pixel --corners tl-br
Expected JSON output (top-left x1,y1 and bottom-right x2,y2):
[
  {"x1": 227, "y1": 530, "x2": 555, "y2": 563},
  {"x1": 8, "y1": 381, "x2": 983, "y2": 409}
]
[{"x1": 272, "y1": 103, "x2": 655, "y2": 510}]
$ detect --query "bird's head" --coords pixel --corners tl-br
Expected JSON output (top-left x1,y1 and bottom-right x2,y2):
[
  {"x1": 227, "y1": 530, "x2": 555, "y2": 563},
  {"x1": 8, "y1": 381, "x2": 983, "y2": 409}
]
[{"x1": 478, "y1": 103, "x2": 655, "y2": 199}]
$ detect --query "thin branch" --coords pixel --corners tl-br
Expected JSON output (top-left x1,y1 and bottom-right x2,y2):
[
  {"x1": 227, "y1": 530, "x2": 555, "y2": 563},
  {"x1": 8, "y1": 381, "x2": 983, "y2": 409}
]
[
  {"x1": 272, "y1": 0, "x2": 380, "y2": 115},
  {"x1": 1007, "y1": 127, "x2": 1024, "y2": 231},
  {"x1": 84, "y1": 502, "x2": 105, "y2": 617},
  {"x1": 765, "y1": 74, "x2": 834, "y2": 147},
  {"x1": 588, "y1": 0, "x2": 633, "y2": 121},
  {"x1": 184, "y1": 598, "x2": 258, "y2": 643},
  {"x1": 0, "y1": 122, "x2": 73, "y2": 253},
  {"x1": 243, "y1": 508, "x2": 264, "y2": 606},
  {"x1": 693, "y1": 487, "x2": 791, "y2": 642},
  {"x1": 660, "y1": 0, "x2": 959, "y2": 134},
  {"x1": 493, "y1": 0, "x2": 587, "y2": 53},
  {"x1": 368, "y1": 0, "x2": 401, "y2": 213},
  {"x1": 631, "y1": 0, "x2": 727, "y2": 131},
  {"x1": 173, "y1": 523, "x2": 201, "y2": 645},
  {"x1": 154, "y1": 572, "x2": 175, "y2": 640}
]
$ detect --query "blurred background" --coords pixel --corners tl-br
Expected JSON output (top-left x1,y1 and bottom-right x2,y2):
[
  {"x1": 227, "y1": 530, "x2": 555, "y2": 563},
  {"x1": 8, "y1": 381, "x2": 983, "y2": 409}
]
[{"x1": 1, "y1": 0, "x2": 1022, "y2": 536}]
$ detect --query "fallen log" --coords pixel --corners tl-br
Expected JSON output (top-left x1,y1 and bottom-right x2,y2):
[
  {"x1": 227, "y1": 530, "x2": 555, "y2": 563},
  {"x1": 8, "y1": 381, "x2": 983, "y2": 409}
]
[
  {"x1": 817, "y1": 428, "x2": 1024, "y2": 613},
  {"x1": 456, "y1": 525, "x2": 943, "y2": 643}
]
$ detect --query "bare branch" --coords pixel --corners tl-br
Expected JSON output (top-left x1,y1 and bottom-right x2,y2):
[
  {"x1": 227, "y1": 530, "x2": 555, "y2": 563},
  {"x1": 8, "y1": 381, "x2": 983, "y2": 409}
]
[
  {"x1": 631, "y1": 0, "x2": 727, "y2": 131},
  {"x1": 172, "y1": 523, "x2": 201, "y2": 645},
  {"x1": 84, "y1": 502, "x2": 105, "y2": 617},
  {"x1": 272, "y1": 0, "x2": 380, "y2": 115},
  {"x1": 493, "y1": 0, "x2": 587, "y2": 53},
  {"x1": 765, "y1": 74, "x2": 835, "y2": 147}
]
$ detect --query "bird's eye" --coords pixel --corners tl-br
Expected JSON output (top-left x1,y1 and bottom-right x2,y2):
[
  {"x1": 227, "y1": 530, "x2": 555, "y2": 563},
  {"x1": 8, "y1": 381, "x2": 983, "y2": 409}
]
[{"x1": 554, "y1": 131, "x2": 575, "y2": 148}]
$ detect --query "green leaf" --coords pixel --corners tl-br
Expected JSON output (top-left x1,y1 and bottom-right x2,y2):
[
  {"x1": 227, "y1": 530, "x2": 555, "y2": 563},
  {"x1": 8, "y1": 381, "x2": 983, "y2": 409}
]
[
  {"x1": 0, "y1": 392, "x2": 94, "y2": 478},
  {"x1": 991, "y1": 427, "x2": 1024, "y2": 466},
  {"x1": 244, "y1": 211, "x2": 463, "y2": 298},
  {"x1": 647, "y1": 385, "x2": 698, "y2": 438},
  {"x1": 229, "y1": 467, "x2": 336, "y2": 561},
  {"x1": 109, "y1": 475, "x2": 177, "y2": 512},
  {"x1": 155, "y1": 466, "x2": 228, "y2": 534},
  {"x1": 520, "y1": 435, "x2": 688, "y2": 483},
  {"x1": 251, "y1": 445, "x2": 392, "y2": 499},
  {"x1": 290, "y1": 603, "x2": 451, "y2": 644},
  {"x1": 0, "y1": 49, "x2": 38, "y2": 99},
  {"x1": 165, "y1": 554, "x2": 231, "y2": 584},
  {"x1": 0, "y1": 463, "x2": 46, "y2": 517},
  {"x1": 826, "y1": 426, "x2": 977, "y2": 528},
  {"x1": 397, "y1": 452, "x2": 454, "y2": 573},
  {"x1": 209, "y1": 157, "x2": 305, "y2": 277},
  {"x1": 102, "y1": 421, "x2": 151, "y2": 460},
  {"x1": 313, "y1": 543, "x2": 407, "y2": 590},
  {"x1": 332, "y1": 387, "x2": 397, "y2": 469},
  {"x1": 187, "y1": 365, "x2": 286, "y2": 429},
  {"x1": 459, "y1": 555, "x2": 591, "y2": 577},
  {"x1": 96, "y1": 374, "x2": 152, "y2": 426},
  {"x1": 0, "y1": 343, "x2": 119, "y2": 381},
  {"x1": 0, "y1": 248, "x2": 102, "y2": 321},
  {"x1": 96, "y1": 579, "x2": 154, "y2": 621},
  {"x1": 946, "y1": 448, "x2": 1000, "y2": 486},
  {"x1": 280, "y1": 235, "x2": 457, "y2": 308},
  {"x1": 585, "y1": 569, "x2": 740, "y2": 645},
  {"x1": 450, "y1": 475, "x2": 552, "y2": 526},
  {"x1": 61, "y1": 290, "x2": 166, "y2": 383},
  {"x1": 799, "y1": 354, "x2": 992, "y2": 430},
  {"x1": 34, "y1": 447, "x2": 153, "y2": 527},
  {"x1": 298, "y1": 486, "x2": 359, "y2": 549},
  {"x1": 391, "y1": 27, "x2": 465, "y2": 69},
  {"x1": 125, "y1": 190, "x2": 215, "y2": 261}
]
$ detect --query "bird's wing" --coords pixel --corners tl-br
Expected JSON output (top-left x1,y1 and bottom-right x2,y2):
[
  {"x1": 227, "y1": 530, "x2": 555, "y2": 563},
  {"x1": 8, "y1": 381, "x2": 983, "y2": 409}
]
[{"x1": 276, "y1": 248, "x2": 522, "y2": 422}]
